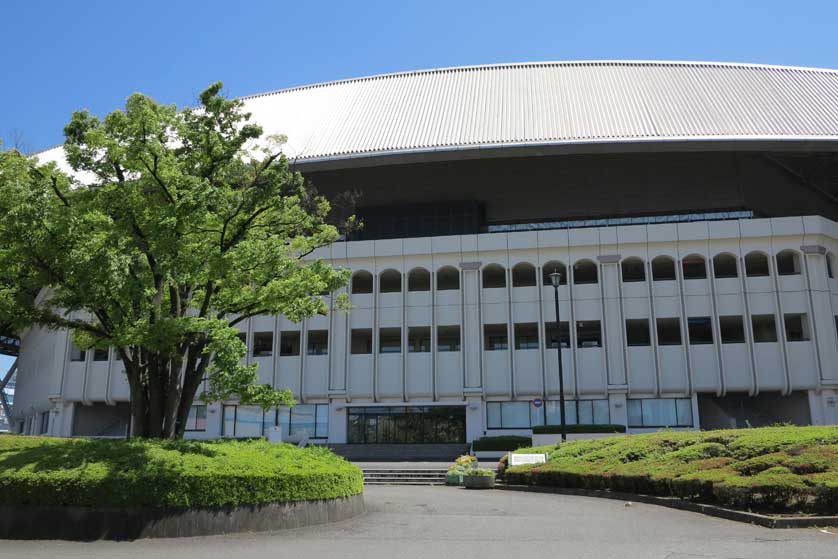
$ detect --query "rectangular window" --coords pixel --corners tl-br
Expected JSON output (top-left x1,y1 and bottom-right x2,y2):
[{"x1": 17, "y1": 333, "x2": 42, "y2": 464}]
[
  {"x1": 69, "y1": 343, "x2": 86, "y2": 362},
  {"x1": 437, "y1": 325, "x2": 461, "y2": 352},
  {"x1": 576, "y1": 321, "x2": 602, "y2": 348},
  {"x1": 784, "y1": 314, "x2": 810, "y2": 342},
  {"x1": 752, "y1": 315, "x2": 778, "y2": 342},
  {"x1": 625, "y1": 319, "x2": 651, "y2": 347},
  {"x1": 489, "y1": 399, "x2": 610, "y2": 429},
  {"x1": 514, "y1": 323, "x2": 539, "y2": 350},
  {"x1": 484, "y1": 324, "x2": 508, "y2": 351},
  {"x1": 253, "y1": 331, "x2": 273, "y2": 357},
  {"x1": 687, "y1": 317, "x2": 713, "y2": 345},
  {"x1": 351, "y1": 329, "x2": 373, "y2": 354},
  {"x1": 92, "y1": 348, "x2": 109, "y2": 362},
  {"x1": 656, "y1": 318, "x2": 682, "y2": 345},
  {"x1": 39, "y1": 411, "x2": 49, "y2": 434},
  {"x1": 288, "y1": 404, "x2": 329, "y2": 439},
  {"x1": 223, "y1": 405, "x2": 263, "y2": 438},
  {"x1": 279, "y1": 331, "x2": 300, "y2": 356},
  {"x1": 719, "y1": 316, "x2": 745, "y2": 344},
  {"x1": 408, "y1": 327, "x2": 431, "y2": 353},
  {"x1": 307, "y1": 330, "x2": 328, "y2": 355},
  {"x1": 545, "y1": 321, "x2": 570, "y2": 349},
  {"x1": 379, "y1": 328, "x2": 401, "y2": 353},
  {"x1": 627, "y1": 398, "x2": 693, "y2": 428},
  {"x1": 185, "y1": 404, "x2": 207, "y2": 432}
]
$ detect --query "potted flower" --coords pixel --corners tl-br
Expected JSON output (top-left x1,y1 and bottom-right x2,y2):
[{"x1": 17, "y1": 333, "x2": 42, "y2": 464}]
[
  {"x1": 463, "y1": 468, "x2": 496, "y2": 489},
  {"x1": 447, "y1": 455, "x2": 478, "y2": 485}
]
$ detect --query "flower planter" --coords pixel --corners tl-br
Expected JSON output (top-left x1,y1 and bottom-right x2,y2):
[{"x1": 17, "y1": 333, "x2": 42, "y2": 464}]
[
  {"x1": 463, "y1": 474, "x2": 495, "y2": 489},
  {"x1": 446, "y1": 472, "x2": 464, "y2": 486}
]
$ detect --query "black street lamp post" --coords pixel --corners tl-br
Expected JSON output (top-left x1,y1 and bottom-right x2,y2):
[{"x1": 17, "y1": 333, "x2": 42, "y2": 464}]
[{"x1": 549, "y1": 270, "x2": 568, "y2": 442}]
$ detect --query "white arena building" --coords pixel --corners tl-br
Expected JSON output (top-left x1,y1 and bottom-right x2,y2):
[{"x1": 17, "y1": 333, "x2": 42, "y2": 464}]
[{"x1": 9, "y1": 61, "x2": 838, "y2": 451}]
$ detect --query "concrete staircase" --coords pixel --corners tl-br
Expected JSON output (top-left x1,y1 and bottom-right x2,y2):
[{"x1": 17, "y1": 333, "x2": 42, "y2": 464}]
[
  {"x1": 363, "y1": 468, "x2": 448, "y2": 485},
  {"x1": 328, "y1": 443, "x2": 468, "y2": 462}
]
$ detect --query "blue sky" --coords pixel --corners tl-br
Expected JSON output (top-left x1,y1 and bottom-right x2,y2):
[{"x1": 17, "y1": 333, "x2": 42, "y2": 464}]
[{"x1": 1, "y1": 0, "x2": 838, "y2": 153}]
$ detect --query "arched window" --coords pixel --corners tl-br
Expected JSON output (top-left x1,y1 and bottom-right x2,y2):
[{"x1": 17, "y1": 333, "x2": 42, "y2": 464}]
[
  {"x1": 407, "y1": 268, "x2": 430, "y2": 292},
  {"x1": 379, "y1": 269, "x2": 402, "y2": 293},
  {"x1": 651, "y1": 256, "x2": 677, "y2": 281},
  {"x1": 573, "y1": 259, "x2": 598, "y2": 285},
  {"x1": 712, "y1": 253, "x2": 738, "y2": 279},
  {"x1": 436, "y1": 266, "x2": 460, "y2": 291},
  {"x1": 482, "y1": 264, "x2": 506, "y2": 289},
  {"x1": 682, "y1": 255, "x2": 707, "y2": 280},
  {"x1": 351, "y1": 271, "x2": 373, "y2": 294},
  {"x1": 512, "y1": 263, "x2": 537, "y2": 287},
  {"x1": 744, "y1": 252, "x2": 770, "y2": 277},
  {"x1": 776, "y1": 250, "x2": 801, "y2": 276},
  {"x1": 542, "y1": 261, "x2": 567, "y2": 285},
  {"x1": 621, "y1": 257, "x2": 646, "y2": 282}
]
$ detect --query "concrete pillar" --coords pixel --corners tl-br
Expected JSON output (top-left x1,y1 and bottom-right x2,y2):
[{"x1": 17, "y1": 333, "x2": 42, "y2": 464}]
[{"x1": 328, "y1": 399, "x2": 348, "y2": 443}]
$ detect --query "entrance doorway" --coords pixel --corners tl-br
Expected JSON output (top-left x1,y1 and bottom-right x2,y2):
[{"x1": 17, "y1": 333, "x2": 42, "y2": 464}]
[{"x1": 347, "y1": 406, "x2": 466, "y2": 444}]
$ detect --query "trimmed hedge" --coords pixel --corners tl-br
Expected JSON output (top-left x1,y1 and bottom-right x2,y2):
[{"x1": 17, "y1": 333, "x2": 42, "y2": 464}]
[
  {"x1": 472, "y1": 435, "x2": 532, "y2": 452},
  {"x1": 532, "y1": 424, "x2": 626, "y2": 435},
  {"x1": 505, "y1": 426, "x2": 838, "y2": 514},
  {"x1": 0, "y1": 435, "x2": 363, "y2": 508}
]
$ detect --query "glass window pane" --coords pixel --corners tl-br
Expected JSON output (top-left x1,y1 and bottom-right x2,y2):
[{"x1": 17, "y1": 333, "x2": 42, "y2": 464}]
[
  {"x1": 315, "y1": 404, "x2": 329, "y2": 438},
  {"x1": 290, "y1": 405, "x2": 316, "y2": 438},
  {"x1": 194, "y1": 405, "x2": 207, "y2": 431},
  {"x1": 592, "y1": 400, "x2": 610, "y2": 424},
  {"x1": 278, "y1": 407, "x2": 291, "y2": 438},
  {"x1": 564, "y1": 401, "x2": 578, "y2": 424},
  {"x1": 262, "y1": 407, "x2": 277, "y2": 433},
  {"x1": 627, "y1": 400, "x2": 642, "y2": 427},
  {"x1": 578, "y1": 400, "x2": 594, "y2": 424},
  {"x1": 676, "y1": 399, "x2": 693, "y2": 426},
  {"x1": 642, "y1": 399, "x2": 677, "y2": 427},
  {"x1": 501, "y1": 402, "x2": 530, "y2": 428},
  {"x1": 487, "y1": 402, "x2": 501, "y2": 428},
  {"x1": 530, "y1": 403, "x2": 545, "y2": 427},
  {"x1": 223, "y1": 405, "x2": 236, "y2": 437},
  {"x1": 236, "y1": 406, "x2": 263, "y2": 438}
]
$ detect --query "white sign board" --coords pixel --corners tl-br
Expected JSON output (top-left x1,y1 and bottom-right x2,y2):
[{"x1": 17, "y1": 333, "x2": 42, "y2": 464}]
[{"x1": 509, "y1": 453, "x2": 547, "y2": 466}]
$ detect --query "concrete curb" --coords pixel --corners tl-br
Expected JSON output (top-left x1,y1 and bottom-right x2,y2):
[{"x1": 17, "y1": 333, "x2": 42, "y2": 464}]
[
  {"x1": 494, "y1": 484, "x2": 838, "y2": 529},
  {"x1": 0, "y1": 493, "x2": 365, "y2": 541}
]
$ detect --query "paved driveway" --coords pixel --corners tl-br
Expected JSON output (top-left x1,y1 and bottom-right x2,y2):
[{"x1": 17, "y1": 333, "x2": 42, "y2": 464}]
[{"x1": 6, "y1": 486, "x2": 837, "y2": 558}]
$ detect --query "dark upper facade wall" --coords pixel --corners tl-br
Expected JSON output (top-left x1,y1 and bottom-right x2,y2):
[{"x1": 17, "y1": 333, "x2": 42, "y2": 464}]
[{"x1": 304, "y1": 151, "x2": 838, "y2": 234}]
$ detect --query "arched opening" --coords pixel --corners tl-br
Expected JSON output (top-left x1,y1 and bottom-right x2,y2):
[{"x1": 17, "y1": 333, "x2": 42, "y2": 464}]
[
  {"x1": 652, "y1": 256, "x2": 676, "y2": 281},
  {"x1": 407, "y1": 268, "x2": 431, "y2": 292},
  {"x1": 712, "y1": 253, "x2": 738, "y2": 279},
  {"x1": 621, "y1": 257, "x2": 646, "y2": 282},
  {"x1": 682, "y1": 254, "x2": 707, "y2": 280},
  {"x1": 436, "y1": 266, "x2": 460, "y2": 291},
  {"x1": 482, "y1": 264, "x2": 506, "y2": 289},
  {"x1": 511, "y1": 263, "x2": 537, "y2": 287},
  {"x1": 351, "y1": 271, "x2": 373, "y2": 294},
  {"x1": 744, "y1": 252, "x2": 770, "y2": 277},
  {"x1": 379, "y1": 269, "x2": 402, "y2": 293},
  {"x1": 542, "y1": 261, "x2": 567, "y2": 285},
  {"x1": 776, "y1": 250, "x2": 801, "y2": 276},
  {"x1": 573, "y1": 259, "x2": 598, "y2": 285}
]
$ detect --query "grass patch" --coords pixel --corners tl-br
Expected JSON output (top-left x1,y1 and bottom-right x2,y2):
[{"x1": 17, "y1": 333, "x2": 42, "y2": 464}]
[
  {"x1": 0, "y1": 435, "x2": 363, "y2": 508},
  {"x1": 504, "y1": 426, "x2": 838, "y2": 514}
]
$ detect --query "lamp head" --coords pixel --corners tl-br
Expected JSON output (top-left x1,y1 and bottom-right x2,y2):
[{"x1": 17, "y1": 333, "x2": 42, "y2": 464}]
[{"x1": 549, "y1": 270, "x2": 562, "y2": 287}]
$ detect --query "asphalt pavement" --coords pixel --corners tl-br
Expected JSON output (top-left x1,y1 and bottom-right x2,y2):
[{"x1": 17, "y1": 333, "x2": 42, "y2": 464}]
[{"x1": 4, "y1": 485, "x2": 837, "y2": 558}]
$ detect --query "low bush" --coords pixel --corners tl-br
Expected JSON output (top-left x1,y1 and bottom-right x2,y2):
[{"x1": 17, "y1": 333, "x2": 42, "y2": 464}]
[
  {"x1": 0, "y1": 435, "x2": 363, "y2": 508},
  {"x1": 505, "y1": 426, "x2": 838, "y2": 514},
  {"x1": 466, "y1": 468, "x2": 496, "y2": 477},
  {"x1": 532, "y1": 424, "x2": 626, "y2": 435},
  {"x1": 472, "y1": 435, "x2": 532, "y2": 452}
]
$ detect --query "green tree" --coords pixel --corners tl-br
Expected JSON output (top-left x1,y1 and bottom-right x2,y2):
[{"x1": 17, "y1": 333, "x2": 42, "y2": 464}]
[{"x1": 0, "y1": 82, "x2": 352, "y2": 438}]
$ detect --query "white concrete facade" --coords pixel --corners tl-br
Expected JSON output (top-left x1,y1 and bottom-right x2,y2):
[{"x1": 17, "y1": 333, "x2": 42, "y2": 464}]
[{"x1": 11, "y1": 214, "x2": 838, "y2": 441}]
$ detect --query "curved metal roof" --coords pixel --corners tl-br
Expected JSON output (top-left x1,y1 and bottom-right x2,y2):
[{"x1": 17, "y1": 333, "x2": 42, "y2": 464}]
[
  {"x1": 241, "y1": 60, "x2": 838, "y2": 168},
  {"x1": 36, "y1": 61, "x2": 838, "y2": 171}
]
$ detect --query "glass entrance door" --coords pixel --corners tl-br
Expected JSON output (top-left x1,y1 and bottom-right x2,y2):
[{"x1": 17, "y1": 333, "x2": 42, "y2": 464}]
[{"x1": 347, "y1": 406, "x2": 466, "y2": 443}]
